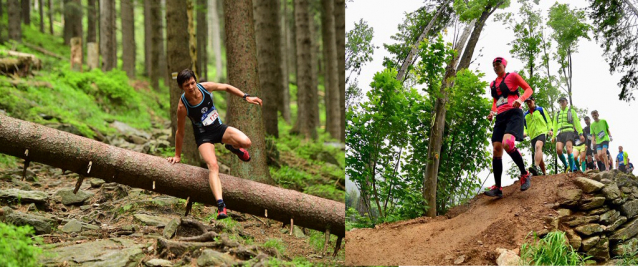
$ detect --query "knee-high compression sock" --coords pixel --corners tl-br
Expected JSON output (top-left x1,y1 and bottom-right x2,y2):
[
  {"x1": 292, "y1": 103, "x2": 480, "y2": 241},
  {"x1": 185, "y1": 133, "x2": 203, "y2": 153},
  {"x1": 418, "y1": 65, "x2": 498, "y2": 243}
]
[
  {"x1": 493, "y1": 156, "x2": 503, "y2": 188},
  {"x1": 568, "y1": 154, "x2": 576, "y2": 170},
  {"x1": 559, "y1": 153, "x2": 568, "y2": 169},
  {"x1": 507, "y1": 148, "x2": 527, "y2": 174},
  {"x1": 573, "y1": 156, "x2": 580, "y2": 170}
]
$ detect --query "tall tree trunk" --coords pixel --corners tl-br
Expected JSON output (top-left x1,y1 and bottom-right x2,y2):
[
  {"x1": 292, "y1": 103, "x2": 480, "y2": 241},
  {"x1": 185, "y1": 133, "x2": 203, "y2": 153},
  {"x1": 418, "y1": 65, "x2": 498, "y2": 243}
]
[
  {"x1": 63, "y1": 0, "x2": 71, "y2": 45},
  {"x1": 150, "y1": 0, "x2": 161, "y2": 90},
  {"x1": 47, "y1": 0, "x2": 52, "y2": 34},
  {"x1": 21, "y1": 0, "x2": 30, "y2": 25},
  {"x1": 253, "y1": 0, "x2": 284, "y2": 138},
  {"x1": 87, "y1": 0, "x2": 96, "y2": 43},
  {"x1": 167, "y1": 0, "x2": 200, "y2": 166},
  {"x1": 289, "y1": 0, "x2": 297, "y2": 84},
  {"x1": 71, "y1": 0, "x2": 81, "y2": 40},
  {"x1": 8, "y1": 0, "x2": 22, "y2": 42},
  {"x1": 196, "y1": 0, "x2": 208, "y2": 81},
  {"x1": 160, "y1": 0, "x2": 169, "y2": 87},
  {"x1": 322, "y1": 0, "x2": 340, "y2": 140},
  {"x1": 456, "y1": 2, "x2": 502, "y2": 70},
  {"x1": 0, "y1": 114, "x2": 345, "y2": 237},
  {"x1": 121, "y1": 0, "x2": 135, "y2": 79},
  {"x1": 144, "y1": 0, "x2": 151, "y2": 77},
  {"x1": 309, "y1": 6, "x2": 320, "y2": 130},
  {"x1": 335, "y1": 0, "x2": 345, "y2": 142},
  {"x1": 38, "y1": 0, "x2": 44, "y2": 32},
  {"x1": 280, "y1": 0, "x2": 291, "y2": 123},
  {"x1": 209, "y1": 0, "x2": 222, "y2": 82},
  {"x1": 291, "y1": 0, "x2": 316, "y2": 139},
  {"x1": 99, "y1": 0, "x2": 116, "y2": 71},
  {"x1": 187, "y1": 0, "x2": 198, "y2": 78},
  {"x1": 0, "y1": 0, "x2": 3, "y2": 44},
  {"x1": 224, "y1": 0, "x2": 274, "y2": 185}
]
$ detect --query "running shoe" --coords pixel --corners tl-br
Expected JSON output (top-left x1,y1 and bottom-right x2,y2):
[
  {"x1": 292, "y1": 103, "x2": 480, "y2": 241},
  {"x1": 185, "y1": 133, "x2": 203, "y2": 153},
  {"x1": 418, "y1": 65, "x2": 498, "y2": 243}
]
[
  {"x1": 217, "y1": 206, "x2": 228, "y2": 220},
  {"x1": 528, "y1": 165, "x2": 540, "y2": 176},
  {"x1": 225, "y1": 144, "x2": 251, "y2": 162},
  {"x1": 484, "y1": 185, "x2": 503, "y2": 198},
  {"x1": 520, "y1": 171, "x2": 532, "y2": 191}
]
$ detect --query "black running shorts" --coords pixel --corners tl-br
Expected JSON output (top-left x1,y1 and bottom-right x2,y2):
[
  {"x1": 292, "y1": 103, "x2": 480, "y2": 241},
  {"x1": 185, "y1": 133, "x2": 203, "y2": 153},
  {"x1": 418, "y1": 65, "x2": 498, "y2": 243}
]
[
  {"x1": 194, "y1": 123, "x2": 229, "y2": 147},
  {"x1": 557, "y1": 131, "x2": 576, "y2": 144},
  {"x1": 492, "y1": 108, "x2": 525, "y2": 143}
]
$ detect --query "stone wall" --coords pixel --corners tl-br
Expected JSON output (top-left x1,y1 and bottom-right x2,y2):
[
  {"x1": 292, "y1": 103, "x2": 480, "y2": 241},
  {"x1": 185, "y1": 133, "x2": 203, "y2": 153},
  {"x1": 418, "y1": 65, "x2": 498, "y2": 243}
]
[{"x1": 554, "y1": 169, "x2": 638, "y2": 262}]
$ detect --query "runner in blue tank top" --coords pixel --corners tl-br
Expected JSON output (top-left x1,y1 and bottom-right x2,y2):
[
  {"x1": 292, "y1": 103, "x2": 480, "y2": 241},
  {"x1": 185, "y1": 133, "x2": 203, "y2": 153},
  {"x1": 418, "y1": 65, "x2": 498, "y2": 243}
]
[{"x1": 166, "y1": 69, "x2": 263, "y2": 219}]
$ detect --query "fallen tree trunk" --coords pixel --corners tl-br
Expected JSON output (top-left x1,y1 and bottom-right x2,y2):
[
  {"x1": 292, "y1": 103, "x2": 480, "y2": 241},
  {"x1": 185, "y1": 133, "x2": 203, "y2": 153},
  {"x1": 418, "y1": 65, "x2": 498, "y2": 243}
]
[{"x1": 0, "y1": 114, "x2": 345, "y2": 237}]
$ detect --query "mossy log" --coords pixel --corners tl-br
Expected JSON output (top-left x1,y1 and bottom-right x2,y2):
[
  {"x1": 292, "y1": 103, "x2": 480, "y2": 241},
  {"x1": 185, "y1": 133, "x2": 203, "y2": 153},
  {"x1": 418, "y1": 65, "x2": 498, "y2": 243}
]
[{"x1": 0, "y1": 114, "x2": 345, "y2": 237}]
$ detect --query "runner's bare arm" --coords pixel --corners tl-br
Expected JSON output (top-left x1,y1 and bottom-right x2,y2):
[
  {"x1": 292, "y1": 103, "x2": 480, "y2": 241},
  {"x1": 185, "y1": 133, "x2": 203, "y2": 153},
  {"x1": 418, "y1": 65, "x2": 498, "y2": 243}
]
[
  {"x1": 168, "y1": 101, "x2": 187, "y2": 164},
  {"x1": 199, "y1": 82, "x2": 262, "y2": 106}
]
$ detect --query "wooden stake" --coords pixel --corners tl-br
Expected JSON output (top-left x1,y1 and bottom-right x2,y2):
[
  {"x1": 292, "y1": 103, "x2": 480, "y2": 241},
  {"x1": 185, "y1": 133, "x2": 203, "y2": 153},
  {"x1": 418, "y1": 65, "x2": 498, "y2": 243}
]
[
  {"x1": 22, "y1": 149, "x2": 29, "y2": 181},
  {"x1": 290, "y1": 218, "x2": 294, "y2": 236},
  {"x1": 74, "y1": 174, "x2": 85, "y2": 194},
  {"x1": 265, "y1": 209, "x2": 268, "y2": 217},
  {"x1": 153, "y1": 181, "x2": 156, "y2": 190},
  {"x1": 333, "y1": 236, "x2": 343, "y2": 257},
  {"x1": 323, "y1": 228, "x2": 331, "y2": 255},
  {"x1": 87, "y1": 161, "x2": 92, "y2": 174}
]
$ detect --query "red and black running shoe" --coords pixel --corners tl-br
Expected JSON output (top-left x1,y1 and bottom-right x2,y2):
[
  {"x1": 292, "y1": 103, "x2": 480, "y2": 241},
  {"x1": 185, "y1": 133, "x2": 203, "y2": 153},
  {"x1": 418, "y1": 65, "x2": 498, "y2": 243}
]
[
  {"x1": 484, "y1": 185, "x2": 503, "y2": 198},
  {"x1": 217, "y1": 206, "x2": 228, "y2": 220},
  {"x1": 520, "y1": 171, "x2": 532, "y2": 191},
  {"x1": 225, "y1": 144, "x2": 251, "y2": 162}
]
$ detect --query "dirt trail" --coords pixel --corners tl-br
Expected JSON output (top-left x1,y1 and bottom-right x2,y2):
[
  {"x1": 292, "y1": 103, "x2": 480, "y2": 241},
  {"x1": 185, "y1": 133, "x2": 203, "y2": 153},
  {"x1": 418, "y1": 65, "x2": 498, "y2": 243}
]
[{"x1": 346, "y1": 173, "x2": 580, "y2": 266}]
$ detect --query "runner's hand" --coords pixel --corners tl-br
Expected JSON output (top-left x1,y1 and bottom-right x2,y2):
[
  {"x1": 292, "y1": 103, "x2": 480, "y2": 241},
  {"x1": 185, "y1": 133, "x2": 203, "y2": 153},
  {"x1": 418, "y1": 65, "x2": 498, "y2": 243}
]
[
  {"x1": 246, "y1": 96, "x2": 263, "y2": 106},
  {"x1": 487, "y1": 111, "x2": 495, "y2": 121},
  {"x1": 167, "y1": 156, "x2": 181, "y2": 164},
  {"x1": 610, "y1": 136, "x2": 613, "y2": 142},
  {"x1": 548, "y1": 130, "x2": 553, "y2": 137},
  {"x1": 512, "y1": 99, "x2": 524, "y2": 108},
  {"x1": 551, "y1": 137, "x2": 556, "y2": 143},
  {"x1": 580, "y1": 135, "x2": 585, "y2": 143}
]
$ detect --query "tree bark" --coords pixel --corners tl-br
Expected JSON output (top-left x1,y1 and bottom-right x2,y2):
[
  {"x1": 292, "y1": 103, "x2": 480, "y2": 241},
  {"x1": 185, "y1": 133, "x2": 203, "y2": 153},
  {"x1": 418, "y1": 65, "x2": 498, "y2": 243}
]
[
  {"x1": 167, "y1": 0, "x2": 200, "y2": 166},
  {"x1": 63, "y1": 0, "x2": 71, "y2": 45},
  {"x1": 21, "y1": 0, "x2": 30, "y2": 25},
  {"x1": 322, "y1": 0, "x2": 340, "y2": 140},
  {"x1": 253, "y1": 0, "x2": 284, "y2": 138},
  {"x1": 99, "y1": 0, "x2": 116, "y2": 71},
  {"x1": 309, "y1": 10, "x2": 320, "y2": 130},
  {"x1": 47, "y1": 0, "x2": 52, "y2": 35},
  {"x1": 0, "y1": 0, "x2": 4, "y2": 44},
  {"x1": 289, "y1": 0, "x2": 297, "y2": 84},
  {"x1": 396, "y1": 0, "x2": 450, "y2": 82},
  {"x1": 280, "y1": 0, "x2": 291, "y2": 123},
  {"x1": 144, "y1": 0, "x2": 152, "y2": 77},
  {"x1": 71, "y1": 0, "x2": 82, "y2": 40},
  {"x1": 70, "y1": 37, "x2": 82, "y2": 71},
  {"x1": 335, "y1": 0, "x2": 345, "y2": 143},
  {"x1": 121, "y1": 0, "x2": 135, "y2": 79},
  {"x1": 457, "y1": 2, "x2": 502, "y2": 70},
  {"x1": 223, "y1": 0, "x2": 274, "y2": 185},
  {"x1": 197, "y1": 0, "x2": 208, "y2": 81},
  {"x1": 0, "y1": 114, "x2": 345, "y2": 237},
  {"x1": 8, "y1": 0, "x2": 22, "y2": 42},
  {"x1": 150, "y1": 0, "x2": 161, "y2": 90},
  {"x1": 291, "y1": 0, "x2": 317, "y2": 139},
  {"x1": 86, "y1": 0, "x2": 96, "y2": 43},
  {"x1": 38, "y1": 0, "x2": 44, "y2": 33},
  {"x1": 209, "y1": 0, "x2": 222, "y2": 82},
  {"x1": 160, "y1": 0, "x2": 169, "y2": 87},
  {"x1": 187, "y1": 0, "x2": 198, "y2": 78}
]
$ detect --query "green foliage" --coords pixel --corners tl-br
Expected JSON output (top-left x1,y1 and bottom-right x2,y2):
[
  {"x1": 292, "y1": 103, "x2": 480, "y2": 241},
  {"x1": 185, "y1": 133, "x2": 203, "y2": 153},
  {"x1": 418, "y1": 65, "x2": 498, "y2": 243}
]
[
  {"x1": 216, "y1": 217, "x2": 241, "y2": 233},
  {"x1": 307, "y1": 229, "x2": 339, "y2": 253},
  {"x1": 346, "y1": 207, "x2": 374, "y2": 230},
  {"x1": 271, "y1": 166, "x2": 315, "y2": 191},
  {"x1": 0, "y1": 222, "x2": 44, "y2": 267},
  {"x1": 0, "y1": 154, "x2": 19, "y2": 170},
  {"x1": 262, "y1": 238, "x2": 286, "y2": 255},
  {"x1": 346, "y1": 19, "x2": 376, "y2": 109},
  {"x1": 454, "y1": 0, "x2": 511, "y2": 22},
  {"x1": 520, "y1": 231, "x2": 589, "y2": 266},
  {"x1": 614, "y1": 243, "x2": 638, "y2": 266}
]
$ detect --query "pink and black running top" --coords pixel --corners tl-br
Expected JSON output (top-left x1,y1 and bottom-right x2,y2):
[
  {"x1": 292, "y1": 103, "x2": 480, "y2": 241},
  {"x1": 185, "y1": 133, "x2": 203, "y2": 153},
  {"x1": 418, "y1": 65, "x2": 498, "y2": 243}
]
[{"x1": 490, "y1": 72, "x2": 533, "y2": 114}]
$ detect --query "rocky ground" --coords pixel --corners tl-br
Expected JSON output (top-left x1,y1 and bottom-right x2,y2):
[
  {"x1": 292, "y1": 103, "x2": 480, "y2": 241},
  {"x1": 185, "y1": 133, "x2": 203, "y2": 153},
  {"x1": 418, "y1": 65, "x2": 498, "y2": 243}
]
[{"x1": 0, "y1": 120, "x2": 344, "y2": 266}]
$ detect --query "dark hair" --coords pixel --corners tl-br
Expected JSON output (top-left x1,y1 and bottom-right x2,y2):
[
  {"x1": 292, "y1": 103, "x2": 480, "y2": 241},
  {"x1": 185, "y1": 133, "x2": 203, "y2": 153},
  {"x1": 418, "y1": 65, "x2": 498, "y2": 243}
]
[
  {"x1": 177, "y1": 69, "x2": 197, "y2": 88},
  {"x1": 585, "y1": 116, "x2": 590, "y2": 120},
  {"x1": 591, "y1": 110, "x2": 598, "y2": 114}
]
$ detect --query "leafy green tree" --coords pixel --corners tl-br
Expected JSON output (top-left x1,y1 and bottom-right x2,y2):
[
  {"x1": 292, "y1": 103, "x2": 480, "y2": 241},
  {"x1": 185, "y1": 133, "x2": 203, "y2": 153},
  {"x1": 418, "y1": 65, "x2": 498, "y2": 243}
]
[
  {"x1": 345, "y1": 19, "x2": 376, "y2": 109},
  {"x1": 547, "y1": 3, "x2": 591, "y2": 105},
  {"x1": 0, "y1": 223, "x2": 44, "y2": 267},
  {"x1": 588, "y1": 0, "x2": 638, "y2": 101}
]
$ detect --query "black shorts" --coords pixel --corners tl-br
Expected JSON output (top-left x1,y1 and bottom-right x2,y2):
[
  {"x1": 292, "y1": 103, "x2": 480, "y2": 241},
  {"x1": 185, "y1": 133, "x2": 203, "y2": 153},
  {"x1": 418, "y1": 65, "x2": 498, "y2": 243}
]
[
  {"x1": 596, "y1": 141, "x2": 609, "y2": 151},
  {"x1": 557, "y1": 131, "x2": 576, "y2": 144},
  {"x1": 193, "y1": 123, "x2": 229, "y2": 147},
  {"x1": 619, "y1": 164, "x2": 627, "y2": 172},
  {"x1": 492, "y1": 108, "x2": 525, "y2": 143}
]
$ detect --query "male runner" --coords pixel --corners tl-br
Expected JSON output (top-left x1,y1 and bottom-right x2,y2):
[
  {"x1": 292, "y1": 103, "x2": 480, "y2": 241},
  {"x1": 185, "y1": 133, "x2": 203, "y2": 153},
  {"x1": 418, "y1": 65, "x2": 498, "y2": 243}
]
[
  {"x1": 582, "y1": 116, "x2": 595, "y2": 171},
  {"x1": 616, "y1": 146, "x2": 629, "y2": 172},
  {"x1": 551, "y1": 97, "x2": 585, "y2": 172},
  {"x1": 485, "y1": 57, "x2": 533, "y2": 198},
  {"x1": 590, "y1": 110, "x2": 612, "y2": 171},
  {"x1": 167, "y1": 69, "x2": 263, "y2": 219},
  {"x1": 523, "y1": 96, "x2": 552, "y2": 176}
]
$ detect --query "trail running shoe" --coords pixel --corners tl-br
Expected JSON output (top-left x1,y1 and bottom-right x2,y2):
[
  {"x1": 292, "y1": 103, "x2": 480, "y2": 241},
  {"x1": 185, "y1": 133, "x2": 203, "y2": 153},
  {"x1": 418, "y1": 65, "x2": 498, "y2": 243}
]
[
  {"x1": 520, "y1": 171, "x2": 532, "y2": 191},
  {"x1": 528, "y1": 165, "x2": 540, "y2": 176},
  {"x1": 484, "y1": 185, "x2": 503, "y2": 198},
  {"x1": 217, "y1": 206, "x2": 228, "y2": 220},
  {"x1": 225, "y1": 144, "x2": 251, "y2": 162}
]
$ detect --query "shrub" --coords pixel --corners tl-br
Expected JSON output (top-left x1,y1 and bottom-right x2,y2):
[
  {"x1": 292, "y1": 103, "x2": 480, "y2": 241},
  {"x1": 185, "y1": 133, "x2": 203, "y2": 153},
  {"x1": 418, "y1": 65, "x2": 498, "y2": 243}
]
[
  {"x1": 0, "y1": 222, "x2": 44, "y2": 267},
  {"x1": 520, "y1": 231, "x2": 589, "y2": 266}
]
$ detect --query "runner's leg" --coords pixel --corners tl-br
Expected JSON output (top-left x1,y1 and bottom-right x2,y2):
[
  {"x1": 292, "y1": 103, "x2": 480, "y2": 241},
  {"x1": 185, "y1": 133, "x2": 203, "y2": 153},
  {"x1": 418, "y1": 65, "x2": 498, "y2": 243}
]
[
  {"x1": 198, "y1": 143, "x2": 222, "y2": 201},
  {"x1": 221, "y1": 126, "x2": 252, "y2": 149}
]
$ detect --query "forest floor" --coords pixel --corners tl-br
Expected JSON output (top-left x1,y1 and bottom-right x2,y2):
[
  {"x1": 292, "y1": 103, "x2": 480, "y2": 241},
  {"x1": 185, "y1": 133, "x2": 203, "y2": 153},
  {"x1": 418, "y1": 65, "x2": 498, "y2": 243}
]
[{"x1": 346, "y1": 173, "x2": 580, "y2": 266}]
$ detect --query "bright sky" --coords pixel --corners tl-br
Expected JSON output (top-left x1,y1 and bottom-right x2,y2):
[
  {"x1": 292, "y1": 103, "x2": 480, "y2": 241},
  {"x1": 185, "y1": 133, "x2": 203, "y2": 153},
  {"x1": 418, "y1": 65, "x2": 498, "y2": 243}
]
[{"x1": 345, "y1": 0, "x2": 638, "y2": 193}]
